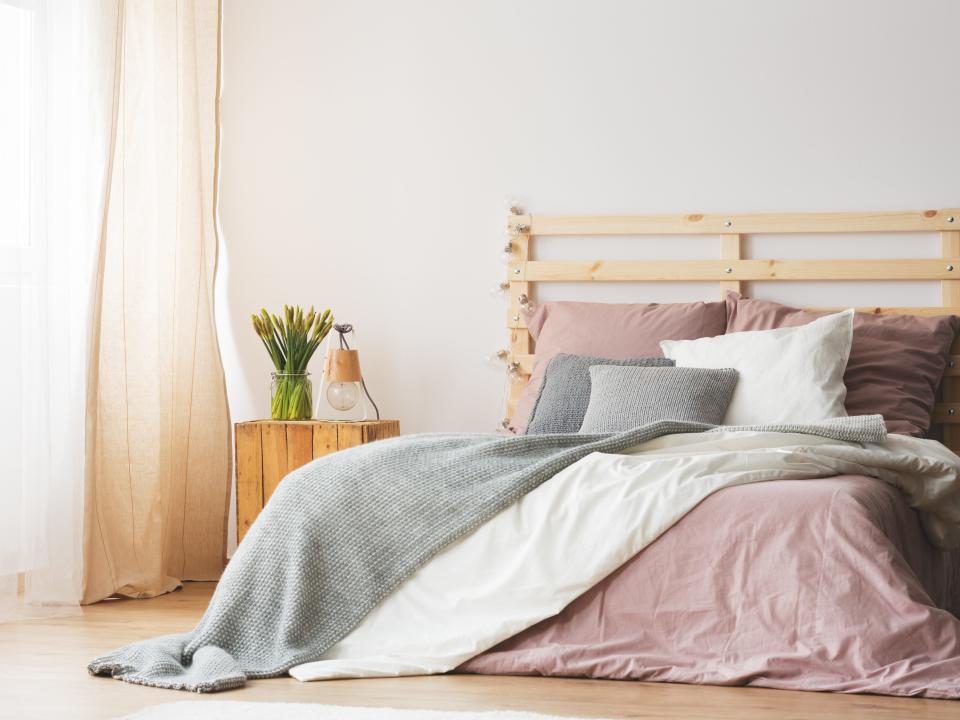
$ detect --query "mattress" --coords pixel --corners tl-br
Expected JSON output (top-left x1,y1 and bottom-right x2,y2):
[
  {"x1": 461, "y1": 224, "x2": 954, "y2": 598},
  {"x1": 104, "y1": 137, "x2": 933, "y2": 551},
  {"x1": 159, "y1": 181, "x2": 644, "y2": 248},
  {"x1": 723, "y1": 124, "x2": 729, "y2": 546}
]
[{"x1": 459, "y1": 474, "x2": 960, "y2": 698}]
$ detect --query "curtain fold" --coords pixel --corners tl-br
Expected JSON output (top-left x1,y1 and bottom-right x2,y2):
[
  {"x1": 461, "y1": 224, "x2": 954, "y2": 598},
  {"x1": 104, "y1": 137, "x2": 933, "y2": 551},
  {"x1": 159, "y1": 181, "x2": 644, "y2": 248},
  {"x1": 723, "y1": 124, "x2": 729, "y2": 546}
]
[{"x1": 82, "y1": 0, "x2": 230, "y2": 604}]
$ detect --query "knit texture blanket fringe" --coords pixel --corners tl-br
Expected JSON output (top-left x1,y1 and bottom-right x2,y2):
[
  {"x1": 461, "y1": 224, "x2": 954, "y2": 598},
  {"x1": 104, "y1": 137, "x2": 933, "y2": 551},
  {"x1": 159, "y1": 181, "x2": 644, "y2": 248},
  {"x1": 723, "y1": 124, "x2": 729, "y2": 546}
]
[{"x1": 89, "y1": 416, "x2": 886, "y2": 692}]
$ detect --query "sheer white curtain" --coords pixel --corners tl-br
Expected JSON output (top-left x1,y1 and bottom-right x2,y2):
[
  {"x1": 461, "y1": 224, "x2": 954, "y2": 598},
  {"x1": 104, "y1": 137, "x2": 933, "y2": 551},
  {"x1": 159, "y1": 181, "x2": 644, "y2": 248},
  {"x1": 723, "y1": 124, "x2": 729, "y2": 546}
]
[{"x1": 0, "y1": 0, "x2": 119, "y2": 620}]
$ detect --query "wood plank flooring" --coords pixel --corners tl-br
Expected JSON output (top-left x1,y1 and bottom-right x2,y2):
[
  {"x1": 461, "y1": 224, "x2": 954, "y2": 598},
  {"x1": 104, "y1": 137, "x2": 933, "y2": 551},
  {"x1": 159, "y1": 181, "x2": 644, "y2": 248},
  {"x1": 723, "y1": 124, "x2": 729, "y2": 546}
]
[{"x1": 0, "y1": 582, "x2": 954, "y2": 719}]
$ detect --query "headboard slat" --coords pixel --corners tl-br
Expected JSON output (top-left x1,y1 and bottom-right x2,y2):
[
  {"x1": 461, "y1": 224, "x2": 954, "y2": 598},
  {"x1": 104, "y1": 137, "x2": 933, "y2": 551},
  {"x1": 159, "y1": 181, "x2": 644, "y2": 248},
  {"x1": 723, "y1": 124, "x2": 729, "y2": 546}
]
[
  {"x1": 508, "y1": 210, "x2": 959, "y2": 235},
  {"x1": 520, "y1": 259, "x2": 960, "y2": 283}
]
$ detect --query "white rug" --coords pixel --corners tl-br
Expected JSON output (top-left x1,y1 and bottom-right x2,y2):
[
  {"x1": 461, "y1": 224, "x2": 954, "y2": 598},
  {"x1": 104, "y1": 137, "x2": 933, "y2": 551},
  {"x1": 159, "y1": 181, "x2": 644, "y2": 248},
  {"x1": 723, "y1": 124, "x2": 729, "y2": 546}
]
[{"x1": 119, "y1": 701, "x2": 605, "y2": 720}]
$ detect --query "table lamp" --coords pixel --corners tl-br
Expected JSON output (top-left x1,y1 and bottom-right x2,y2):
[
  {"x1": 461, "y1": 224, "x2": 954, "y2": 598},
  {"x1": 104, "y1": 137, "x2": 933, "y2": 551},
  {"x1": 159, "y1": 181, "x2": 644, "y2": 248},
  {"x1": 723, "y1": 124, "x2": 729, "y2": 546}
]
[{"x1": 321, "y1": 323, "x2": 380, "y2": 420}]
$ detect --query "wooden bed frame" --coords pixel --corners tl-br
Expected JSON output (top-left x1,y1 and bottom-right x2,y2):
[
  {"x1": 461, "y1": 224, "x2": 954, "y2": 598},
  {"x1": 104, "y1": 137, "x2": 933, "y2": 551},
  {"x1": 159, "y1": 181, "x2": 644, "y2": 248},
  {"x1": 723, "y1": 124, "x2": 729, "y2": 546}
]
[{"x1": 503, "y1": 208, "x2": 960, "y2": 452}]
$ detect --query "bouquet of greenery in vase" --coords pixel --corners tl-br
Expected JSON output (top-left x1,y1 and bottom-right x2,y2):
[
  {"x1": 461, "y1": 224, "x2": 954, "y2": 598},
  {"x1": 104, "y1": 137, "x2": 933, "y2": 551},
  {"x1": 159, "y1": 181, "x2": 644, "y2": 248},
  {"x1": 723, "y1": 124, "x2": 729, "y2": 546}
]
[{"x1": 252, "y1": 305, "x2": 333, "y2": 420}]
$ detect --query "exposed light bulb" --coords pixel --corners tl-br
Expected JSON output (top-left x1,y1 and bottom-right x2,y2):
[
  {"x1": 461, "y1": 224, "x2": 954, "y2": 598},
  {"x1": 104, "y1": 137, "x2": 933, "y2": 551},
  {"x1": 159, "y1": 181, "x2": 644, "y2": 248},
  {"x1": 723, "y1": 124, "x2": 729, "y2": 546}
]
[
  {"x1": 484, "y1": 349, "x2": 509, "y2": 365},
  {"x1": 326, "y1": 381, "x2": 360, "y2": 411},
  {"x1": 489, "y1": 281, "x2": 510, "y2": 295}
]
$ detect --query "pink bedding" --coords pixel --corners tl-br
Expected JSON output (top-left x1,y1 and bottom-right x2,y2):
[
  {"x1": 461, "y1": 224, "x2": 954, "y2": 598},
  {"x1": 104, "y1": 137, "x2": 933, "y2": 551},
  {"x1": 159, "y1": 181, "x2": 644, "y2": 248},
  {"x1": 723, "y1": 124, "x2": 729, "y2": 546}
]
[{"x1": 458, "y1": 475, "x2": 960, "y2": 698}]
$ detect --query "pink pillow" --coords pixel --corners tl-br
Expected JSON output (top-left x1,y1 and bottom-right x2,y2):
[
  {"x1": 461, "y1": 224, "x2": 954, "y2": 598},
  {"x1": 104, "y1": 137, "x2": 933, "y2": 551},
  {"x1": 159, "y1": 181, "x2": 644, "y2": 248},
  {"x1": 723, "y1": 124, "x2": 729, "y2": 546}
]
[
  {"x1": 725, "y1": 293, "x2": 959, "y2": 436},
  {"x1": 510, "y1": 300, "x2": 727, "y2": 433}
]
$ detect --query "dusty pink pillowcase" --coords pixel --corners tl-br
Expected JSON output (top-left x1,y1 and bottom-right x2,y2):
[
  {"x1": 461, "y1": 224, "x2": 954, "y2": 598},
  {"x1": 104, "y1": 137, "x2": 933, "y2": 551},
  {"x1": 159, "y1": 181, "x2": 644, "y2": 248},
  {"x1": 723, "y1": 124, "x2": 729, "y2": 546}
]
[
  {"x1": 725, "y1": 293, "x2": 959, "y2": 436},
  {"x1": 510, "y1": 300, "x2": 727, "y2": 433}
]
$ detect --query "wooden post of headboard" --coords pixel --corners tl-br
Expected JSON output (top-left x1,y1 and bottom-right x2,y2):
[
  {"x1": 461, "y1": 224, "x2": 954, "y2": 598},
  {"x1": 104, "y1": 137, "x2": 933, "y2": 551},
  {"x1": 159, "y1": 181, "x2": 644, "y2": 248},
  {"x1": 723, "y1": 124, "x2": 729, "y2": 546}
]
[
  {"x1": 505, "y1": 213, "x2": 532, "y2": 421},
  {"x1": 720, "y1": 233, "x2": 743, "y2": 297},
  {"x1": 942, "y1": 228, "x2": 960, "y2": 448}
]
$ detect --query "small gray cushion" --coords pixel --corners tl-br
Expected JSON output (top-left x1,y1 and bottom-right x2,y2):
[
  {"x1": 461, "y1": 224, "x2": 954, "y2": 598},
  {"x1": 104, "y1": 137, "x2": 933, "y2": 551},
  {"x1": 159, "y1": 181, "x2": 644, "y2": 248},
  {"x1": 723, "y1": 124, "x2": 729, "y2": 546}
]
[
  {"x1": 525, "y1": 354, "x2": 674, "y2": 435},
  {"x1": 579, "y1": 365, "x2": 739, "y2": 433}
]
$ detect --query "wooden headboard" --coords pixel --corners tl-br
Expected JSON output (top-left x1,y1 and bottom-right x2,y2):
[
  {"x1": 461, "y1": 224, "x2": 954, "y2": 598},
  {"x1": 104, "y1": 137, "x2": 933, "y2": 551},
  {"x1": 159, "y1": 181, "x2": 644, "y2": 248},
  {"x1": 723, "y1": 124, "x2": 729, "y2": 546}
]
[{"x1": 503, "y1": 208, "x2": 960, "y2": 452}]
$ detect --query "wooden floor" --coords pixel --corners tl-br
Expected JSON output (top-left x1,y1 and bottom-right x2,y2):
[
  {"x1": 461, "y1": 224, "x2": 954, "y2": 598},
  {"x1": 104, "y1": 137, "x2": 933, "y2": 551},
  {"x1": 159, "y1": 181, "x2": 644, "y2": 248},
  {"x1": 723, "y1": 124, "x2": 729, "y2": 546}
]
[{"x1": 0, "y1": 582, "x2": 955, "y2": 720}]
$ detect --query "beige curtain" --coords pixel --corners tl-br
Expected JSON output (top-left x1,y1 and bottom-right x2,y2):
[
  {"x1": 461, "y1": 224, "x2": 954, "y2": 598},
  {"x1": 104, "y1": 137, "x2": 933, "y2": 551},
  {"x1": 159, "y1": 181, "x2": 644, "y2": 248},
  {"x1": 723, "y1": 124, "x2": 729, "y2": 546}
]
[{"x1": 83, "y1": 0, "x2": 230, "y2": 604}]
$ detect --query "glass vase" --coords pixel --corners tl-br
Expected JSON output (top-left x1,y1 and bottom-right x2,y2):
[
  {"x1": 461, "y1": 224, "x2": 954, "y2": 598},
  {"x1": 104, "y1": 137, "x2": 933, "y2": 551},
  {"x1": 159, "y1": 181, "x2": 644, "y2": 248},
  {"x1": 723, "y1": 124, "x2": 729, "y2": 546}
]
[{"x1": 270, "y1": 372, "x2": 313, "y2": 420}]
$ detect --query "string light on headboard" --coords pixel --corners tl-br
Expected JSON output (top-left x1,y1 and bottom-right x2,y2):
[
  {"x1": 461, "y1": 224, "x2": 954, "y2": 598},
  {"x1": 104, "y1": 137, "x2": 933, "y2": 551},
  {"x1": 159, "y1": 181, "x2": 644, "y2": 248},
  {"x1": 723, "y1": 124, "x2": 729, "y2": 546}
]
[
  {"x1": 505, "y1": 199, "x2": 528, "y2": 236},
  {"x1": 489, "y1": 281, "x2": 510, "y2": 296},
  {"x1": 485, "y1": 349, "x2": 509, "y2": 364},
  {"x1": 485, "y1": 351, "x2": 521, "y2": 379},
  {"x1": 484, "y1": 348, "x2": 521, "y2": 377}
]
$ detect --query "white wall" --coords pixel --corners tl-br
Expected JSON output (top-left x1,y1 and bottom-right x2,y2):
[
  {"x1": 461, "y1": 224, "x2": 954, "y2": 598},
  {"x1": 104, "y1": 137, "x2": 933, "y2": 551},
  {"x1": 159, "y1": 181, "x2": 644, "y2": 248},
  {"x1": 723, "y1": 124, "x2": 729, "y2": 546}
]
[{"x1": 218, "y1": 0, "x2": 960, "y2": 449}]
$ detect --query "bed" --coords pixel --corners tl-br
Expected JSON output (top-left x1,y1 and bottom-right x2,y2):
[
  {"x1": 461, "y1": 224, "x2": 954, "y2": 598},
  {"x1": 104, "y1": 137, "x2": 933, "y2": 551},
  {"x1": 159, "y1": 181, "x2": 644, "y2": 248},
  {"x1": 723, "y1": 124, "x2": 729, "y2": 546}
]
[
  {"x1": 90, "y1": 208, "x2": 960, "y2": 698},
  {"x1": 461, "y1": 208, "x2": 960, "y2": 698}
]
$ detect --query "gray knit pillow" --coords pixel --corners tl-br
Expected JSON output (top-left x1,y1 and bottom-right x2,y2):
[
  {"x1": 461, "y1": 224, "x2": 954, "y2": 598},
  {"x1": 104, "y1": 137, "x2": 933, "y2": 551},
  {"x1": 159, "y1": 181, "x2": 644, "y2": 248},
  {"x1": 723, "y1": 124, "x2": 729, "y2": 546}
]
[
  {"x1": 579, "y1": 365, "x2": 739, "y2": 434},
  {"x1": 525, "y1": 354, "x2": 674, "y2": 435}
]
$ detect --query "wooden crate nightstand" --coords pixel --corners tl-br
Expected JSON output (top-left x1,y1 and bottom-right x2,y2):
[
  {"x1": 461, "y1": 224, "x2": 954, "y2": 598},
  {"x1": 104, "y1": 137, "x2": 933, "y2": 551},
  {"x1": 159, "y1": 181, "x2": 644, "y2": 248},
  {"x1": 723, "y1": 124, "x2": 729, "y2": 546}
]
[{"x1": 235, "y1": 419, "x2": 400, "y2": 542}]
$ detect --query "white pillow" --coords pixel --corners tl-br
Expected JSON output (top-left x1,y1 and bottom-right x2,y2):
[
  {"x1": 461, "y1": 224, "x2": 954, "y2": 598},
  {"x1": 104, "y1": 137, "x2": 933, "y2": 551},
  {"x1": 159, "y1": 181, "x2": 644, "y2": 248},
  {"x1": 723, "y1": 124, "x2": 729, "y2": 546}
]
[{"x1": 660, "y1": 309, "x2": 854, "y2": 425}]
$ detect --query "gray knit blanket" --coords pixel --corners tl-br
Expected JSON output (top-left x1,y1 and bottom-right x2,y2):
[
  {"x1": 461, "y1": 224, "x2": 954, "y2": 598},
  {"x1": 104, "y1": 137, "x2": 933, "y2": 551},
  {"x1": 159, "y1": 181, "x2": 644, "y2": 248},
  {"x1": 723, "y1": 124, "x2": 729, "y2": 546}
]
[{"x1": 89, "y1": 416, "x2": 885, "y2": 692}]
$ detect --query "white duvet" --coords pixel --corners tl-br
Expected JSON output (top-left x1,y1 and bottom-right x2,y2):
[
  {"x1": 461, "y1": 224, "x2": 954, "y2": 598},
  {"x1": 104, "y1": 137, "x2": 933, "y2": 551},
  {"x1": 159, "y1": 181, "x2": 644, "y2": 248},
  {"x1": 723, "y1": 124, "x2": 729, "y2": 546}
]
[{"x1": 290, "y1": 429, "x2": 960, "y2": 682}]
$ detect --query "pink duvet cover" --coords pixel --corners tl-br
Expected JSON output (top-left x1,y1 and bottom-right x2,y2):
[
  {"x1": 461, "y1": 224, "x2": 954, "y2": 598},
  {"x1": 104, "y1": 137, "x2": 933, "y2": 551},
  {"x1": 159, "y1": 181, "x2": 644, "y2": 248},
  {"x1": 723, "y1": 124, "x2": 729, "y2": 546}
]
[{"x1": 458, "y1": 475, "x2": 960, "y2": 698}]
